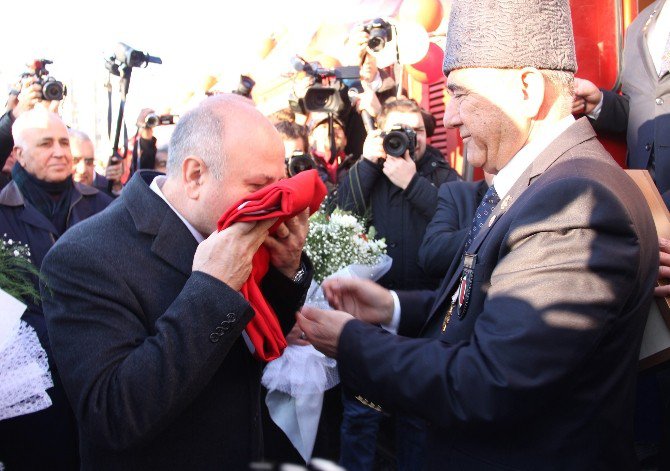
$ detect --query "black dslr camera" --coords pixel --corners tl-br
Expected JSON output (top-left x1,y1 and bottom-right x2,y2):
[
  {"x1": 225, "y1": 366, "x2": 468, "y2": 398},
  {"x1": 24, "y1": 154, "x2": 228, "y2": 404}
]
[
  {"x1": 382, "y1": 125, "x2": 417, "y2": 159},
  {"x1": 232, "y1": 75, "x2": 255, "y2": 98},
  {"x1": 286, "y1": 151, "x2": 317, "y2": 177},
  {"x1": 23, "y1": 59, "x2": 67, "y2": 101},
  {"x1": 363, "y1": 18, "x2": 393, "y2": 52}
]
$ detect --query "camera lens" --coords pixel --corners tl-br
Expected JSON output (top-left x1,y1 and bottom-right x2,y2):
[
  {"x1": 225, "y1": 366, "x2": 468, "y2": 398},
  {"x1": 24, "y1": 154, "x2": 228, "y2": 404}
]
[
  {"x1": 287, "y1": 153, "x2": 316, "y2": 176},
  {"x1": 144, "y1": 114, "x2": 159, "y2": 128},
  {"x1": 303, "y1": 87, "x2": 343, "y2": 113},
  {"x1": 367, "y1": 36, "x2": 386, "y2": 52},
  {"x1": 383, "y1": 131, "x2": 409, "y2": 157},
  {"x1": 42, "y1": 80, "x2": 64, "y2": 101}
]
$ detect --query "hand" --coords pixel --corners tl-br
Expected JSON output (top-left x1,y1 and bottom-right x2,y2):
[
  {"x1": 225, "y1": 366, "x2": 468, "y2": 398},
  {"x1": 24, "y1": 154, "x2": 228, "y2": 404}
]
[
  {"x1": 12, "y1": 76, "x2": 42, "y2": 118},
  {"x1": 383, "y1": 152, "x2": 416, "y2": 190},
  {"x1": 321, "y1": 277, "x2": 394, "y2": 325},
  {"x1": 656, "y1": 237, "x2": 670, "y2": 297},
  {"x1": 296, "y1": 305, "x2": 354, "y2": 358},
  {"x1": 355, "y1": 80, "x2": 382, "y2": 118},
  {"x1": 105, "y1": 159, "x2": 123, "y2": 182},
  {"x1": 347, "y1": 25, "x2": 370, "y2": 63},
  {"x1": 360, "y1": 53, "x2": 378, "y2": 83},
  {"x1": 572, "y1": 78, "x2": 602, "y2": 115},
  {"x1": 361, "y1": 130, "x2": 385, "y2": 163},
  {"x1": 263, "y1": 208, "x2": 310, "y2": 279},
  {"x1": 136, "y1": 108, "x2": 156, "y2": 139},
  {"x1": 193, "y1": 218, "x2": 277, "y2": 291},
  {"x1": 286, "y1": 322, "x2": 311, "y2": 346}
]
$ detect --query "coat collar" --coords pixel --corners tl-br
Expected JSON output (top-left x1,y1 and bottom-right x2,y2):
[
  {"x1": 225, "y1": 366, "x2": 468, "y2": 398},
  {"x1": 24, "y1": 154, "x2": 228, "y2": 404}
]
[
  {"x1": 122, "y1": 171, "x2": 199, "y2": 277},
  {"x1": 0, "y1": 180, "x2": 99, "y2": 207}
]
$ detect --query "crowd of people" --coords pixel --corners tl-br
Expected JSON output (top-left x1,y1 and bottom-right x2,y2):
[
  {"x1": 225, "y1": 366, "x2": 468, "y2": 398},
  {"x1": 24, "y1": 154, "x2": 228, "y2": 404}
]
[{"x1": 1, "y1": 0, "x2": 670, "y2": 470}]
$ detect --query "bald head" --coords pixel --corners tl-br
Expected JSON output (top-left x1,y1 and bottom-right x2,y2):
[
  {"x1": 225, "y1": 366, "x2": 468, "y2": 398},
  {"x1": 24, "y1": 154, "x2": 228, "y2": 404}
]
[
  {"x1": 12, "y1": 109, "x2": 73, "y2": 183},
  {"x1": 161, "y1": 93, "x2": 286, "y2": 236},
  {"x1": 167, "y1": 94, "x2": 282, "y2": 180}
]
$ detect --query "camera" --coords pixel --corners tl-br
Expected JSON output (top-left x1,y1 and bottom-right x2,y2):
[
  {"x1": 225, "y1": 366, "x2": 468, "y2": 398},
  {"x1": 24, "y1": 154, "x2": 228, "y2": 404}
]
[
  {"x1": 144, "y1": 114, "x2": 179, "y2": 128},
  {"x1": 114, "y1": 43, "x2": 162, "y2": 68},
  {"x1": 363, "y1": 18, "x2": 393, "y2": 52},
  {"x1": 23, "y1": 59, "x2": 67, "y2": 101},
  {"x1": 232, "y1": 75, "x2": 255, "y2": 98},
  {"x1": 382, "y1": 125, "x2": 417, "y2": 159},
  {"x1": 289, "y1": 57, "x2": 361, "y2": 114},
  {"x1": 286, "y1": 151, "x2": 317, "y2": 176}
]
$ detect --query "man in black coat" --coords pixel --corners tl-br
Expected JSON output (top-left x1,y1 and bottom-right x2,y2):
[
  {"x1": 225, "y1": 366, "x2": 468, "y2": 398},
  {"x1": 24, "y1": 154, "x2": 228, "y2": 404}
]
[
  {"x1": 0, "y1": 109, "x2": 112, "y2": 469},
  {"x1": 299, "y1": 1, "x2": 659, "y2": 469},
  {"x1": 40, "y1": 94, "x2": 312, "y2": 470},
  {"x1": 337, "y1": 99, "x2": 461, "y2": 291}
]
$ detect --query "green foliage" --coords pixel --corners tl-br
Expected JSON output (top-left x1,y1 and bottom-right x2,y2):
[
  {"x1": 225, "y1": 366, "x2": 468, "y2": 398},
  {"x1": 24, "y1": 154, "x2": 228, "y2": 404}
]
[{"x1": 0, "y1": 235, "x2": 41, "y2": 305}]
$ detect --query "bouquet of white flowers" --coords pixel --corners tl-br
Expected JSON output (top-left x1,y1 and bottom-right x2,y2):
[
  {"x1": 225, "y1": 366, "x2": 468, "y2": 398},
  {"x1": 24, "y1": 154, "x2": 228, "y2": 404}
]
[
  {"x1": 0, "y1": 235, "x2": 53, "y2": 422},
  {"x1": 262, "y1": 208, "x2": 391, "y2": 462}
]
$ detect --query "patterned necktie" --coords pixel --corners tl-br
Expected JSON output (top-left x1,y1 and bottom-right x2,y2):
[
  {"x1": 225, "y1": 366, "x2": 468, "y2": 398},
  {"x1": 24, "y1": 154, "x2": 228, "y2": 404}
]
[
  {"x1": 660, "y1": 31, "x2": 670, "y2": 77},
  {"x1": 464, "y1": 185, "x2": 500, "y2": 251}
]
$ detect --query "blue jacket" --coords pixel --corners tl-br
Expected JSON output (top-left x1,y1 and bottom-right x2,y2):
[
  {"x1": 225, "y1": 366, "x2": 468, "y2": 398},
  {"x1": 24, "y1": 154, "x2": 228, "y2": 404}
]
[{"x1": 419, "y1": 179, "x2": 488, "y2": 279}]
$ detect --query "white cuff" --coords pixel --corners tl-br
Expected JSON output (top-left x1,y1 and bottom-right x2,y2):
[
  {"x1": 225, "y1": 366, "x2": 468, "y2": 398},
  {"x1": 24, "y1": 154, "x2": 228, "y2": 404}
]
[
  {"x1": 381, "y1": 290, "x2": 401, "y2": 335},
  {"x1": 587, "y1": 92, "x2": 604, "y2": 120}
]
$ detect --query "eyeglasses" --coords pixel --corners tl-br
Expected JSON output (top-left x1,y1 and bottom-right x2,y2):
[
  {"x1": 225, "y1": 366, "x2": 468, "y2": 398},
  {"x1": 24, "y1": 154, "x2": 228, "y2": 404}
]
[{"x1": 73, "y1": 157, "x2": 95, "y2": 166}]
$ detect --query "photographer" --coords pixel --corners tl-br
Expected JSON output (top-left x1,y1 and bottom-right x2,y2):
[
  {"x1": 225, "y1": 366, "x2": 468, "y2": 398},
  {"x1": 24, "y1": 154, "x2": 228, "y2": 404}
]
[
  {"x1": 335, "y1": 99, "x2": 459, "y2": 471},
  {"x1": 1, "y1": 75, "x2": 61, "y2": 170}
]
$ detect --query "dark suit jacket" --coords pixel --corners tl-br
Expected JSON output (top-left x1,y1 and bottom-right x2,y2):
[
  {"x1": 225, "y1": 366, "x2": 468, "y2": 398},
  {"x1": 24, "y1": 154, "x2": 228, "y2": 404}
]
[
  {"x1": 418, "y1": 179, "x2": 488, "y2": 279},
  {"x1": 593, "y1": 0, "x2": 670, "y2": 200},
  {"x1": 41, "y1": 172, "x2": 310, "y2": 470},
  {"x1": 338, "y1": 118, "x2": 658, "y2": 470}
]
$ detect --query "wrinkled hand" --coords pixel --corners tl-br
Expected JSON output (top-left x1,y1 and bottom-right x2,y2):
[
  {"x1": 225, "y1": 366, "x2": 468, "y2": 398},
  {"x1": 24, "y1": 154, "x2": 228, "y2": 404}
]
[
  {"x1": 193, "y1": 218, "x2": 277, "y2": 291},
  {"x1": 656, "y1": 237, "x2": 670, "y2": 297},
  {"x1": 286, "y1": 322, "x2": 311, "y2": 346},
  {"x1": 297, "y1": 305, "x2": 354, "y2": 358},
  {"x1": 383, "y1": 152, "x2": 416, "y2": 190},
  {"x1": 12, "y1": 77, "x2": 42, "y2": 118},
  {"x1": 321, "y1": 277, "x2": 394, "y2": 325},
  {"x1": 362, "y1": 130, "x2": 385, "y2": 164},
  {"x1": 264, "y1": 208, "x2": 309, "y2": 279},
  {"x1": 572, "y1": 78, "x2": 602, "y2": 115}
]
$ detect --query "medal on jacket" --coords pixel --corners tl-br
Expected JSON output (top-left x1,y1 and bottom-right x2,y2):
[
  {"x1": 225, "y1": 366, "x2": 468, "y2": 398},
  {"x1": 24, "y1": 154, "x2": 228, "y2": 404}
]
[{"x1": 458, "y1": 253, "x2": 477, "y2": 319}]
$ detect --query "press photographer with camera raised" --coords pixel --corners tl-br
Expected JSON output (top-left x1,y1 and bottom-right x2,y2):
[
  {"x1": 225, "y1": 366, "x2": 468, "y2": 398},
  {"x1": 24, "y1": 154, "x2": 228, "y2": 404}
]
[
  {"x1": 0, "y1": 61, "x2": 64, "y2": 172},
  {"x1": 335, "y1": 98, "x2": 459, "y2": 471}
]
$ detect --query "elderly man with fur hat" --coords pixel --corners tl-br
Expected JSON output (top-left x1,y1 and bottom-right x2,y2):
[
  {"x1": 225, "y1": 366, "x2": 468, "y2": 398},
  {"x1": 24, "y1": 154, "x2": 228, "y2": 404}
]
[{"x1": 298, "y1": 1, "x2": 659, "y2": 469}]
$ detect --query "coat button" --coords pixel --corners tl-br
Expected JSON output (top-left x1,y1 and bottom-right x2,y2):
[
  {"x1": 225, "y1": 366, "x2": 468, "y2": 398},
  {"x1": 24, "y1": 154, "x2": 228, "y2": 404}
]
[
  {"x1": 389, "y1": 242, "x2": 397, "y2": 248},
  {"x1": 431, "y1": 162, "x2": 437, "y2": 167},
  {"x1": 645, "y1": 143, "x2": 652, "y2": 151},
  {"x1": 656, "y1": 98, "x2": 664, "y2": 105},
  {"x1": 209, "y1": 333, "x2": 220, "y2": 343}
]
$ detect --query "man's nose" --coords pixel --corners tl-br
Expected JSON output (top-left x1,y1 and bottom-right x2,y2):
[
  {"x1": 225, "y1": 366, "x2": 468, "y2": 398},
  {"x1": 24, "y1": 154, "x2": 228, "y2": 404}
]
[
  {"x1": 53, "y1": 142, "x2": 69, "y2": 158},
  {"x1": 443, "y1": 100, "x2": 462, "y2": 130}
]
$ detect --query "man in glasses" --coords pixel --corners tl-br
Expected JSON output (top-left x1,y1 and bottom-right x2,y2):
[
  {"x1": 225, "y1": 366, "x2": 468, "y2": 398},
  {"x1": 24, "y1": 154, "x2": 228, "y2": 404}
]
[{"x1": 69, "y1": 129, "x2": 122, "y2": 197}]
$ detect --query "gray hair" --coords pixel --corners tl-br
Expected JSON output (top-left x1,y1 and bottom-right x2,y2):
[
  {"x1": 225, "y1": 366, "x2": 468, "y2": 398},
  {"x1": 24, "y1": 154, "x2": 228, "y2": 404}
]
[
  {"x1": 68, "y1": 128, "x2": 92, "y2": 143},
  {"x1": 541, "y1": 70, "x2": 575, "y2": 114},
  {"x1": 167, "y1": 105, "x2": 225, "y2": 179}
]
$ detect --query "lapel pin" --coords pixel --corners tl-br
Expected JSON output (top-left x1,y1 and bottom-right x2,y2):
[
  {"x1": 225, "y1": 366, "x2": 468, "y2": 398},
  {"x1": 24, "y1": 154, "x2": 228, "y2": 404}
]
[
  {"x1": 488, "y1": 214, "x2": 497, "y2": 227},
  {"x1": 501, "y1": 195, "x2": 512, "y2": 210}
]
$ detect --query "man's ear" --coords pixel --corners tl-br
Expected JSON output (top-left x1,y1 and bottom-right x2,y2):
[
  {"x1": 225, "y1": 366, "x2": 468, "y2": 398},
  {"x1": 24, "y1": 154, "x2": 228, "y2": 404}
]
[
  {"x1": 13, "y1": 147, "x2": 25, "y2": 166},
  {"x1": 182, "y1": 155, "x2": 206, "y2": 199},
  {"x1": 518, "y1": 67, "x2": 545, "y2": 119}
]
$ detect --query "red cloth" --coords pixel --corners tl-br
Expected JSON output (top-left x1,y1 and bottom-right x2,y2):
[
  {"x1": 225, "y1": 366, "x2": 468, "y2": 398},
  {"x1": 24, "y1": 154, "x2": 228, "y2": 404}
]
[{"x1": 217, "y1": 170, "x2": 327, "y2": 361}]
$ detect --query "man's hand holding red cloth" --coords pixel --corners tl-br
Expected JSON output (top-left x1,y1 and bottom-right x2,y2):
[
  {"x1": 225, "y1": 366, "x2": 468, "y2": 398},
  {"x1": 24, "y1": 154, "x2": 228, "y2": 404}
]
[{"x1": 263, "y1": 208, "x2": 310, "y2": 279}]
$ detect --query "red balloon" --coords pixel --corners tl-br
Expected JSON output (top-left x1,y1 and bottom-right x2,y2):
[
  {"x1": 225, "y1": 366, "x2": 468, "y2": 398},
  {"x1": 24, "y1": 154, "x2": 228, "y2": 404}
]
[
  {"x1": 399, "y1": 0, "x2": 444, "y2": 33},
  {"x1": 406, "y1": 42, "x2": 444, "y2": 84}
]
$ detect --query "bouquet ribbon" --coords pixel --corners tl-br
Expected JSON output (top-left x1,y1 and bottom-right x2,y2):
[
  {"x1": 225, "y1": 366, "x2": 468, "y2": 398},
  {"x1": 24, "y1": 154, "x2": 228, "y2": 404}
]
[{"x1": 217, "y1": 170, "x2": 327, "y2": 361}]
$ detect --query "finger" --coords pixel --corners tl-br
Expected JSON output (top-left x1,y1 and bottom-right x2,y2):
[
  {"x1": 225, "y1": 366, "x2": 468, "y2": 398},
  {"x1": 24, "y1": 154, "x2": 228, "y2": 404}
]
[
  {"x1": 659, "y1": 265, "x2": 670, "y2": 280},
  {"x1": 660, "y1": 251, "x2": 670, "y2": 266},
  {"x1": 655, "y1": 285, "x2": 670, "y2": 297},
  {"x1": 275, "y1": 223, "x2": 290, "y2": 239},
  {"x1": 660, "y1": 237, "x2": 670, "y2": 253}
]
